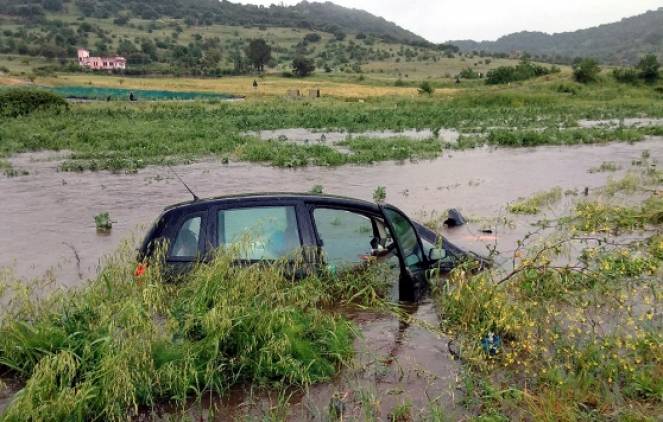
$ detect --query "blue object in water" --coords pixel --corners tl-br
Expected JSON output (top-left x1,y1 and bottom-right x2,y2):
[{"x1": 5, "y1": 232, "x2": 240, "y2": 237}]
[{"x1": 481, "y1": 332, "x2": 502, "y2": 355}]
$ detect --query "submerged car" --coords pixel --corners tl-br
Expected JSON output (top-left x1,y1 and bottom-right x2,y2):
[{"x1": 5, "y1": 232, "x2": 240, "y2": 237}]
[{"x1": 138, "y1": 193, "x2": 480, "y2": 301}]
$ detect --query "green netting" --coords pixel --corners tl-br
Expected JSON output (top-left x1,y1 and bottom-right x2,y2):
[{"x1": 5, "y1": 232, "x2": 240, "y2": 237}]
[{"x1": 48, "y1": 86, "x2": 235, "y2": 101}]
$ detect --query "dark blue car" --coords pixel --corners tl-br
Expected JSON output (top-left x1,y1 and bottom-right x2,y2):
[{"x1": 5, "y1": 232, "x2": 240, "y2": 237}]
[{"x1": 138, "y1": 193, "x2": 479, "y2": 301}]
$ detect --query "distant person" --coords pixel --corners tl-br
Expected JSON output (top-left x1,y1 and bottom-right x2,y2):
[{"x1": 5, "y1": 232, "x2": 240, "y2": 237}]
[
  {"x1": 129, "y1": 92, "x2": 136, "y2": 101},
  {"x1": 106, "y1": 95, "x2": 111, "y2": 102},
  {"x1": 253, "y1": 80, "x2": 258, "y2": 89}
]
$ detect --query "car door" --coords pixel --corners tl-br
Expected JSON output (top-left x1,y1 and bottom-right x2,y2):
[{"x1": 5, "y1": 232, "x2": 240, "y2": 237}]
[
  {"x1": 308, "y1": 204, "x2": 403, "y2": 299},
  {"x1": 379, "y1": 204, "x2": 429, "y2": 301}
]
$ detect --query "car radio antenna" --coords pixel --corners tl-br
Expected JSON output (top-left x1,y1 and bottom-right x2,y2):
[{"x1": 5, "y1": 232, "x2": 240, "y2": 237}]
[{"x1": 167, "y1": 165, "x2": 199, "y2": 201}]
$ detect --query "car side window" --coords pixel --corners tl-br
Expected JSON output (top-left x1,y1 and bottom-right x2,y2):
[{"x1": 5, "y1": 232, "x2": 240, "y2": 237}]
[
  {"x1": 170, "y1": 216, "x2": 202, "y2": 258},
  {"x1": 313, "y1": 208, "x2": 375, "y2": 266},
  {"x1": 217, "y1": 206, "x2": 301, "y2": 260}
]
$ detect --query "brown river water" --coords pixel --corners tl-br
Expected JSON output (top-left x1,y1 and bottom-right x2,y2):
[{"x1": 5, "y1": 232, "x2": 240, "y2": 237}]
[{"x1": 1, "y1": 138, "x2": 661, "y2": 419}]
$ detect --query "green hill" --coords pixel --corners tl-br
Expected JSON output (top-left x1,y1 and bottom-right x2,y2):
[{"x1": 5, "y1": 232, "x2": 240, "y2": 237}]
[
  {"x1": 451, "y1": 8, "x2": 663, "y2": 64},
  {"x1": 0, "y1": 0, "x2": 444, "y2": 76}
]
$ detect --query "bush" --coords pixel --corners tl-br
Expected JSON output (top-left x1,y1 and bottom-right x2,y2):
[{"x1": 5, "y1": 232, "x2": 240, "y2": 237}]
[
  {"x1": 417, "y1": 81, "x2": 435, "y2": 96},
  {"x1": 613, "y1": 67, "x2": 639, "y2": 84},
  {"x1": 637, "y1": 54, "x2": 660, "y2": 83},
  {"x1": 303, "y1": 32, "x2": 321, "y2": 43},
  {"x1": 555, "y1": 82, "x2": 581, "y2": 95},
  {"x1": 573, "y1": 59, "x2": 601, "y2": 84},
  {"x1": 0, "y1": 89, "x2": 68, "y2": 118},
  {"x1": 485, "y1": 62, "x2": 554, "y2": 85},
  {"x1": 459, "y1": 67, "x2": 480, "y2": 79}
]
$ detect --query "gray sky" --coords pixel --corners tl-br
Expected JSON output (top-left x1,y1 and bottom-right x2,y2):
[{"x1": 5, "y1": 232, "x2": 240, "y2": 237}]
[{"x1": 233, "y1": 0, "x2": 662, "y2": 42}]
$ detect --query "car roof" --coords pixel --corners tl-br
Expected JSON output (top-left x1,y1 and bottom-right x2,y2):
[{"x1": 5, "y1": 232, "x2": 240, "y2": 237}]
[{"x1": 164, "y1": 192, "x2": 383, "y2": 213}]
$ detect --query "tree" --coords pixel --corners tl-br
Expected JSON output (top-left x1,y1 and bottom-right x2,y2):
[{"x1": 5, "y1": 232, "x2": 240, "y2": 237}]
[
  {"x1": 573, "y1": 59, "x2": 601, "y2": 84},
  {"x1": 244, "y1": 39, "x2": 271, "y2": 72},
  {"x1": 637, "y1": 54, "x2": 660, "y2": 83},
  {"x1": 291, "y1": 56, "x2": 315, "y2": 77}
]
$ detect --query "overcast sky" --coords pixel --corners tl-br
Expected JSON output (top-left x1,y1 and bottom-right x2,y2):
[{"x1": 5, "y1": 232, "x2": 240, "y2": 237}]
[{"x1": 233, "y1": 0, "x2": 662, "y2": 42}]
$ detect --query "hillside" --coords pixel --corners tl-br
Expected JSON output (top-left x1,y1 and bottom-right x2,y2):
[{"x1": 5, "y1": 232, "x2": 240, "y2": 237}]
[
  {"x1": 451, "y1": 7, "x2": 663, "y2": 64},
  {"x1": 0, "y1": 0, "x2": 449, "y2": 76},
  {"x1": 0, "y1": 0, "x2": 427, "y2": 45}
]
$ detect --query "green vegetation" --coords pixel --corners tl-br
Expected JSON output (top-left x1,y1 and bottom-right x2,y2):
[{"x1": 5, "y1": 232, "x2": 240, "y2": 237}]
[
  {"x1": 0, "y1": 247, "x2": 394, "y2": 420},
  {"x1": 309, "y1": 184, "x2": 324, "y2": 194},
  {"x1": 485, "y1": 58, "x2": 558, "y2": 85},
  {"x1": 291, "y1": 56, "x2": 315, "y2": 77},
  {"x1": 612, "y1": 54, "x2": 661, "y2": 85},
  {"x1": 372, "y1": 186, "x2": 386, "y2": 204},
  {"x1": 417, "y1": 80, "x2": 434, "y2": 96},
  {"x1": 470, "y1": 127, "x2": 647, "y2": 149},
  {"x1": 588, "y1": 161, "x2": 621, "y2": 173},
  {"x1": 94, "y1": 212, "x2": 112, "y2": 232},
  {"x1": 244, "y1": 38, "x2": 272, "y2": 72},
  {"x1": 435, "y1": 171, "x2": 662, "y2": 420},
  {"x1": 1, "y1": 76, "x2": 662, "y2": 171},
  {"x1": 637, "y1": 54, "x2": 661, "y2": 83},
  {"x1": 0, "y1": 88, "x2": 67, "y2": 117},
  {"x1": 569, "y1": 196, "x2": 663, "y2": 233},
  {"x1": 573, "y1": 58, "x2": 601, "y2": 83},
  {"x1": 508, "y1": 187, "x2": 562, "y2": 214},
  {"x1": 0, "y1": 0, "x2": 441, "y2": 78},
  {"x1": 612, "y1": 67, "x2": 640, "y2": 84},
  {"x1": 458, "y1": 67, "x2": 480, "y2": 80}
]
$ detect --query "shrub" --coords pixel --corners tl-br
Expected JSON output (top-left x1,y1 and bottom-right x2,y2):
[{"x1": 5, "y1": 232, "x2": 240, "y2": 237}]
[
  {"x1": 573, "y1": 59, "x2": 601, "y2": 84},
  {"x1": 417, "y1": 81, "x2": 434, "y2": 96},
  {"x1": 612, "y1": 67, "x2": 639, "y2": 84},
  {"x1": 459, "y1": 67, "x2": 480, "y2": 79},
  {"x1": 303, "y1": 32, "x2": 321, "y2": 43},
  {"x1": 508, "y1": 187, "x2": 562, "y2": 214},
  {"x1": 636, "y1": 54, "x2": 660, "y2": 83},
  {"x1": 485, "y1": 62, "x2": 554, "y2": 85},
  {"x1": 0, "y1": 89, "x2": 68, "y2": 118},
  {"x1": 555, "y1": 82, "x2": 580, "y2": 95}
]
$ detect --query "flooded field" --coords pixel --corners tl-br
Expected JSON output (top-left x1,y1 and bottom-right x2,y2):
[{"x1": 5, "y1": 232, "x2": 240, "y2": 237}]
[
  {"x1": 2, "y1": 138, "x2": 660, "y2": 285},
  {"x1": 1, "y1": 138, "x2": 661, "y2": 419}
]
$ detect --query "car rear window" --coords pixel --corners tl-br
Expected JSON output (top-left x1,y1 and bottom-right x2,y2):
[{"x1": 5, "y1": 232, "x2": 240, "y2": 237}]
[
  {"x1": 170, "y1": 216, "x2": 202, "y2": 258},
  {"x1": 217, "y1": 206, "x2": 300, "y2": 260}
]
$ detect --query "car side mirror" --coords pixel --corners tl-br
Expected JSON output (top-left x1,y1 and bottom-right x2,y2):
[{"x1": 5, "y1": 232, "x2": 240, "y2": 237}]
[{"x1": 428, "y1": 247, "x2": 446, "y2": 261}]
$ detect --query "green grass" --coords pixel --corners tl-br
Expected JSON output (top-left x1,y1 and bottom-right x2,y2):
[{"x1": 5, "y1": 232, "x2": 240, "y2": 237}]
[
  {"x1": 0, "y1": 246, "x2": 394, "y2": 420},
  {"x1": 508, "y1": 187, "x2": 563, "y2": 214},
  {"x1": 588, "y1": 161, "x2": 621, "y2": 173},
  {"x1": 2, "y1": 76, "x2": 663, "y2": 171}
]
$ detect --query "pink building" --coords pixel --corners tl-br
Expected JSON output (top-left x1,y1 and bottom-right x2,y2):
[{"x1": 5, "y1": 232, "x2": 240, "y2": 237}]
[{"x1": 77, "y1": 49, "x2": 127, "y2": 70}]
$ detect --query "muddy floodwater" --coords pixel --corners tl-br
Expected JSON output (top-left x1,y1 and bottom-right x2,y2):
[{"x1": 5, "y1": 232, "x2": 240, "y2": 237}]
[
  {"x1": 247, "y1": 128, "x2": 461, "y2": 147},
  {"x1": 2, "y1": 138, "x2": 661, "y2": 285},
  {"x1": 1, "y1": 138, "x2": 662, "y2": 418}
]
